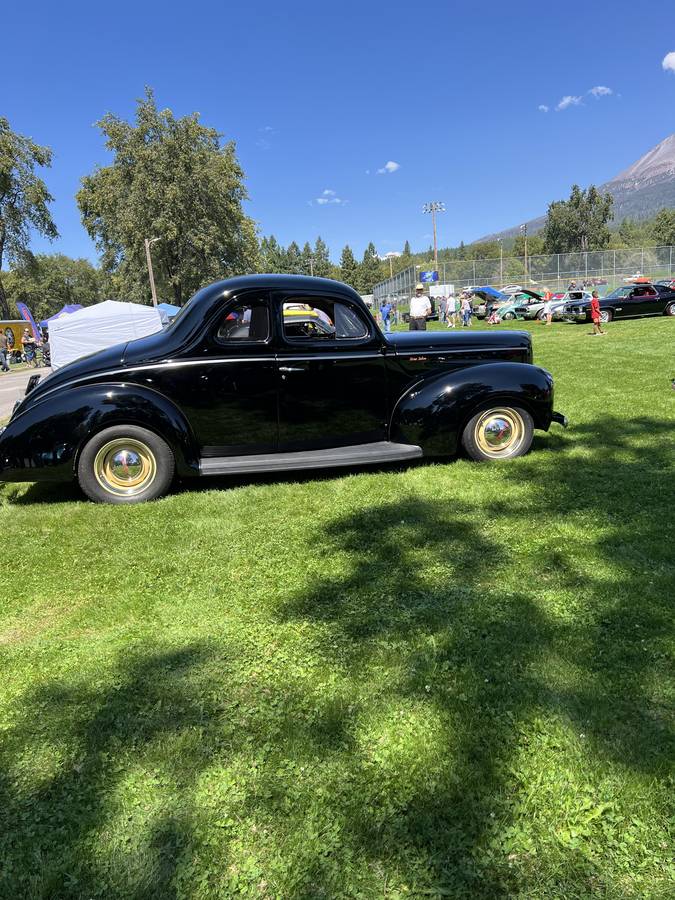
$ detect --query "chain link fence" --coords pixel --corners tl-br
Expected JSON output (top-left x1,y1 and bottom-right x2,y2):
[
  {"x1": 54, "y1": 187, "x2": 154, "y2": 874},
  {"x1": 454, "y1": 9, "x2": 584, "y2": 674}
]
[{"x1": 373, "y1": 245, "x2": 675, "y2": 311}]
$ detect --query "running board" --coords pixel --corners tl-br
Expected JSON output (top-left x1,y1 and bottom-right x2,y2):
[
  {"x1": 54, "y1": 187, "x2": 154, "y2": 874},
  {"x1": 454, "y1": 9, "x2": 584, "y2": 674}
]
[{"x1": 199, "y1": 441, "x2": 423, "y2": 476}]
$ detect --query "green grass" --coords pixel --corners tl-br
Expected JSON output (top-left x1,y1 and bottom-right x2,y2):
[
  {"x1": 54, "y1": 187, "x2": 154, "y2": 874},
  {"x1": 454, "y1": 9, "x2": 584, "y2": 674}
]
[{"x1": 0, "y1": 318, "x2": 673, "y2": 899}]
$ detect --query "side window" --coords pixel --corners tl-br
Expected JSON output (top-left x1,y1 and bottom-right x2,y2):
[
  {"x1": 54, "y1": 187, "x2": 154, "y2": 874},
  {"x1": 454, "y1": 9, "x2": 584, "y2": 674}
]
[
  {"x1": 282, "y1": 298, "x2": 369, "y2": 341},
  {"x1": 215, "y1": 297, "x2": 270, "y2": 343}
]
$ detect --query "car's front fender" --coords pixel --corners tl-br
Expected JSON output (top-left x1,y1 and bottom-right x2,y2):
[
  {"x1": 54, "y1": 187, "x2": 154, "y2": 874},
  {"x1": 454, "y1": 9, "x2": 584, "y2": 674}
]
[
  {"x1": 0, "y1": 383, "x2": 200, "y2": 482},
  {"x1": 390, "y1": 362, "x2": 555, "y2": 455}
]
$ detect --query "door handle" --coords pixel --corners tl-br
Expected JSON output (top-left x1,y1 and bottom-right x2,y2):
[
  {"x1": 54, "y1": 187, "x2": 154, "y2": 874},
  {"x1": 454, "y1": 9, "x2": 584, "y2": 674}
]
[{"x1": 279, "y1": 366, "x2": 304, "y2": 373}]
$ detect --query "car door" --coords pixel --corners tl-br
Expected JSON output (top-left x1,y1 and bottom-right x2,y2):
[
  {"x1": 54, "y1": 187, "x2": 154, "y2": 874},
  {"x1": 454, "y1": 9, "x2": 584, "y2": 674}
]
[
  {"x1": 275, "y1": 291, "x2": 388, "y2": 452},
  {"x1": 154, "y1": 291, "x2": 279, "y2": 456},
  {"x1": 625, "y1": 285, "x2": 660, "y2": 317}
]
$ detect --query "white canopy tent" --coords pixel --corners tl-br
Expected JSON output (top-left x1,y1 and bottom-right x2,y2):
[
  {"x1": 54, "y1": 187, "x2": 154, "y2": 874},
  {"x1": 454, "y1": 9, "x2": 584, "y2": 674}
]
[{"x1": 49, "y1": 300, "x2": 164, "y2": 370}]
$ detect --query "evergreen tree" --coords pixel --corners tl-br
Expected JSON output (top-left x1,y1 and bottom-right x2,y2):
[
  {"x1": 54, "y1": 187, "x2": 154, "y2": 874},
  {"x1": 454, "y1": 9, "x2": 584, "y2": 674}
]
[
  {"x1": 300, "y1": 241, "x2": 314, "y2": 275},
  {"x1": 260, "y1": 235, "x2": 287, "y2": 272},
  {"x1": 339, "y1": 245, "x2": 360, "y2": 289},
  {"x1": 402, "y1": 240, "x2": 411, "y2": 257},
  {"x1": 360, "y1": 241, "x2": 381, "y2": 293},
  {"x1": 313, "y1": 236, "x2": 332, "y2": 277},
  {"x1": 285, "y1": 241, "x2": 302, "y2": 274}
]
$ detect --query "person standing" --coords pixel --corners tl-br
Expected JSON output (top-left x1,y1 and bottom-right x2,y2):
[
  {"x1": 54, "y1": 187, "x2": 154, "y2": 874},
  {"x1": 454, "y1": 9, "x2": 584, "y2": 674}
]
[
  {"x1": 460, "y1": 293, "x2": 472, "y2": 327},
  {"x1": 380, "y1": 299, "x2": 392, "y2": 334},
  {"x1": 408, "y1": 284, "x2": 431, "y2": 331},
  {"x1": 541, "y1": 296, "x2": 554, "y2": 325},
  {"x1": 446, "y1": 293, "x2": 458, "y2": 327},
  {"x1": 589, "y1": 290, "x2": 605, "y2": 335},
  {"x1": 438, "y1": 295, "x2": 447, "y2": 324},
  {"x1": 0, "y1": 331, "x2": 9, "y2": 373}
]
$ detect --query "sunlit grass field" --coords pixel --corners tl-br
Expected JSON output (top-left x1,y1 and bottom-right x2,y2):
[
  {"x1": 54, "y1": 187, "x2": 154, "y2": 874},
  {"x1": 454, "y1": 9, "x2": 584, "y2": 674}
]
[{"x1": 1, "y1": 317, "x2": 673, "y2": 898}]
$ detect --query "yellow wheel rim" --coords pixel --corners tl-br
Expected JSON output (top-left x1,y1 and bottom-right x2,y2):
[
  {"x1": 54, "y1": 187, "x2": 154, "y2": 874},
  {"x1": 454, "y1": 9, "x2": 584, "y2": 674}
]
[
  {"x1": 474, "y1": 408, "x2": 525, "y2": 458},
  {"x1": 94, "y1": 438, "x2": 157, "y2": 497}
]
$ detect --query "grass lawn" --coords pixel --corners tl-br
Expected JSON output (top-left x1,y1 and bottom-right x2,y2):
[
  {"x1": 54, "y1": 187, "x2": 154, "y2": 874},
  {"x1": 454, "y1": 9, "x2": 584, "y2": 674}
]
[{"x1": 0, "y1": 318, "x2": 673, "y2": 898}]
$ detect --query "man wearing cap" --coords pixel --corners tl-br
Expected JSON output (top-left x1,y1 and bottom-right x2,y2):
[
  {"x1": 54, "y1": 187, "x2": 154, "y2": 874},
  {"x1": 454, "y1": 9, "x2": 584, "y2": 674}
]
[{"x1": 408, "y1": 284, "x2": 431, "y2": 331}]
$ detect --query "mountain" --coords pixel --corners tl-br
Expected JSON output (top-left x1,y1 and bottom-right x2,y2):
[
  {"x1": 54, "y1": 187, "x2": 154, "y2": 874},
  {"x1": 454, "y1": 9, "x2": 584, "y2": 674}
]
[{"x1": 476, "y1": 133, "x2": 675, "y2": 242}]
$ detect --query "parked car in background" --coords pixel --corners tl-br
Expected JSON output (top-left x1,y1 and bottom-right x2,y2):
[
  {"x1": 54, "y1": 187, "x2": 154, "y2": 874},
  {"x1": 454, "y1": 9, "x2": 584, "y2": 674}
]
[
  {"x1": 500, "y1": 290, "x2": 544, "y2": 319},
  {"x1": 520, "y1": 290, "x2": 592, "y2": 321},
  {"x1": 563, "y1": 282, "x2": 675, "y2": 323},
  {"x1": 0, "y1": 275, "x2": 567, "y2": 504}
]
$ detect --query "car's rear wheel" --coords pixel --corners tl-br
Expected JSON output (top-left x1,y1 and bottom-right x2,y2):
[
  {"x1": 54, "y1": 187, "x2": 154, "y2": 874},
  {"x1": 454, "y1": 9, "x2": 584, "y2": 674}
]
[
  {"x1": 77, "y1": 425, "x2": 175, "y2": 504},
  {"x1": 599, "y1": 309, "x2": 612, "y2": 324},
  {"x1": 665, "y1": 302, "x2": 675, "y2": 316},
  {"x1": 462, "y1": 406, "x2": 534, "y2": 461},
  {"x1": 537, "y1": 309, "x2": 546, "y2": 320}
]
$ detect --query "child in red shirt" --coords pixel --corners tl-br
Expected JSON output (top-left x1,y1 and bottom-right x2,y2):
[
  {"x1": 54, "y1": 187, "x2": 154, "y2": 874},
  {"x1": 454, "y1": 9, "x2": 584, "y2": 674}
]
[{"x1": 589, "y1": 290, "x2": 605, "y2": 335}]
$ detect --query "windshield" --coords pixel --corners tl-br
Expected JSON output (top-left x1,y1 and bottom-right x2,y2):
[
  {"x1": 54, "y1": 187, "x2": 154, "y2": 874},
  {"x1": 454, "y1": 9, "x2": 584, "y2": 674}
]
[{"x1": 605, "y1": 286, "x2": 634, "y2": 300}]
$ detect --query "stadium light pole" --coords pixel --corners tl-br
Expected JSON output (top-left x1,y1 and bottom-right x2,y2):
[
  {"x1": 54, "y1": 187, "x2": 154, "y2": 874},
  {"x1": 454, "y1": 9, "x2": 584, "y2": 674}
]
[
  {"x1": 144, "y1": 237, "x2": 161, "y2": 307},
  {"x1": 497, "y1": 237, "x2": 503, "y2": 286},
  {"x1": 423, "y1": 202, "x2": 445, "y2": 274},
  {"x1": 520, "y1": 223, "x2": 528, "y2": 284}
]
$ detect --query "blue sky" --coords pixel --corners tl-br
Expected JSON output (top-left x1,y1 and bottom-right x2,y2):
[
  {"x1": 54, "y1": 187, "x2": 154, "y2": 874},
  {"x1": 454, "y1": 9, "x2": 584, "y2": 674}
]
[{"x1": 4, "y1": 0, "x2": 675, "y2": 263}]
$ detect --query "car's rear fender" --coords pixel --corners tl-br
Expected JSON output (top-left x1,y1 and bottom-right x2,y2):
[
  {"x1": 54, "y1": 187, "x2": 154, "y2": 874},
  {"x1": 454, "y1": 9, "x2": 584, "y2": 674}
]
[
  {"x1": 0, "y1": 383, "x2": 200, "y2": 482},
  {"x1": 389, "y1": 362, "x2": 555, "y2": 455}
]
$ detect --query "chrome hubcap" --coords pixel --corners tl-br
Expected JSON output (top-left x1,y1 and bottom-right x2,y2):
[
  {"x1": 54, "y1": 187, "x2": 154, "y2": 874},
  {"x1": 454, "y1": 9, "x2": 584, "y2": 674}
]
[
  {"x1": 94, "y1": 439, "x2": 157, "y2": 496},
  {"x1": 475, "y1": 408, "x2": 525, "y2": 457}
]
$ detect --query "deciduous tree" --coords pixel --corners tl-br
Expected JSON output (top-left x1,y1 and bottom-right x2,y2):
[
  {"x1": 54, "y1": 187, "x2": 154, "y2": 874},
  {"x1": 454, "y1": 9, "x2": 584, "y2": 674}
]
[
  {"x1": 77, "y1": 89, "x2": 259, "y2": 306},
  {"x1": 3, "y1": 254, "x2": 103, "y2": 322},
  {"x1": 0, "y1": 117, "x2": 58, "y2": 319},
  {"x1": 543, "y1": 184, "x2": 613, "y2": 253}
]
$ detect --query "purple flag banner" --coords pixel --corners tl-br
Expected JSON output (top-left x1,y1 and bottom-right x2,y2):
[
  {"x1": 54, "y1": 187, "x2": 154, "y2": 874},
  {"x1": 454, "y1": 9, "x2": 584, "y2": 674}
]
[{"x1": 16, "y1": 302, "x2": 41, "y2": 341}]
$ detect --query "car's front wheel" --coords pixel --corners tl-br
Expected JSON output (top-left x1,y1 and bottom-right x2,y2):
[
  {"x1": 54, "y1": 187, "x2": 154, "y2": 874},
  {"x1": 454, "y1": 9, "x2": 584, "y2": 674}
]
[
  {"x1": 462, "y1": 406, "x2": 534, "y2": 461},
  {"x1": 502, "y1": 311, "x2": 516, "y2": 320},
  {"x1": 77, "y1": 425, "x2": 175, "y2": 504},
  {"x1": 599, "y1": 309, "x2": 613, "y2": 324},
  {"x1": 665, "y1": 302, "x2": 675, "y2": 316}
]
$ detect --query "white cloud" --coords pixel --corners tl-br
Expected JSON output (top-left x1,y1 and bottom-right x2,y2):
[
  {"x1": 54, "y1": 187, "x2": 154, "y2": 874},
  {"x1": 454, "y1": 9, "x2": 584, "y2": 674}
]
[
  {"x1": 312, "y1": 189, "x2": 345, "y2": 206},
  {"x1": 663, "y1": 51, "x2": 675, "y2": 73},
  {"x1": 589, "y1": 85, "x2": 612, "y2": 97},
  {"x1": 556, "y1": 95, "x2": 583, "y2": 111},
  {"x1": 259, "y1": 125, "x2": 276, "y2": 133},
  {"x1": 376, "y1": 160, "x2": 400, "y2": 175},
  {"x1": 365, "y1": 169, "x2": 370, "y2": 175},
  {"x1": 538, "y1": 104, "x2": 549, "y2": 113}
]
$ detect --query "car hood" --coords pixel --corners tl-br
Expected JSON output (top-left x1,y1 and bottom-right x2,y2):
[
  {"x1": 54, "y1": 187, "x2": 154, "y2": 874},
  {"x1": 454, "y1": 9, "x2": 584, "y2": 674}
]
[
  {"x1": 385, "y1": 330, "x2": 531, "y2": 353},
  {"x1": 12, "y1": 342, "x2": 129, "y2": 412}
]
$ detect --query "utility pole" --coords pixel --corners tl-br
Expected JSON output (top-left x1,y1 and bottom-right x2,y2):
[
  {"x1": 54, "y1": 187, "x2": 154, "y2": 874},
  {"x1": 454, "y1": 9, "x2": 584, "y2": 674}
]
[
  {"x1": 498, "y1": 238, "x2": 503, "y2": 286},
  {"x1": 144, "y1": 237, "x2": 161, "y2": 307},
  {"x1": 423, "y1": 201, "x2": 445, "y2": 275},
  {"x1": 309, "y1": 255, "x2": 314, "y2": 276},
  {"x1": 520, "y1": 223, "x2": 528, "y2": 284}
]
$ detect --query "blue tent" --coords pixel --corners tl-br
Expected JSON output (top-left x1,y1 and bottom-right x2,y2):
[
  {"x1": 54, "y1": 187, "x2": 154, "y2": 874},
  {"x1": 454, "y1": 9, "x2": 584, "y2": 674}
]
[
  {"x1": 40, "y1": 304, "x2": 83, "y2": 329},
  {"x1": 470, "y1": 286, "x2": 507, "y2": 299}
]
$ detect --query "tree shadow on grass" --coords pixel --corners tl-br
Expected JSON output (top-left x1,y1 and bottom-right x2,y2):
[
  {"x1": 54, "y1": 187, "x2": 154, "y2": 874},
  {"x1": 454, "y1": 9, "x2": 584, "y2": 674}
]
[
  {"x1": 0, "y1": 414, "x2": 672, "y2": 897},
  {"x1": 262, "y1": 415, "x2": 673, "y2": 895}
]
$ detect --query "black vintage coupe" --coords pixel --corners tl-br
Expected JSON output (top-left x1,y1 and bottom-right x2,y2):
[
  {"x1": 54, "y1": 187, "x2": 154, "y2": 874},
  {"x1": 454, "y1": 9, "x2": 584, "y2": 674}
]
[
  {"x1": 563, "y1": 282, "x2": 675, "y2": 324},
  {"x1": 0, "y1": 276, "x2": 566, "y2": 503}
]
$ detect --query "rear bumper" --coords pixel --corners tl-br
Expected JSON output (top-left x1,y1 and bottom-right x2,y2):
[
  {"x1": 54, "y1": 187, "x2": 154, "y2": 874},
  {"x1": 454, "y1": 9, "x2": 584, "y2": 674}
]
[{"x1": 551, "y1": 411, "x2": 568, "y2": 428}]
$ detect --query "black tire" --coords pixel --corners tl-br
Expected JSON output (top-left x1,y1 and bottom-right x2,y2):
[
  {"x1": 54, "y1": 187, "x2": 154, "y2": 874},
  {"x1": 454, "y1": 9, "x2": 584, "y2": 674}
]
[
  {"x1": 462, "y1": 406, "x2": 534, "y2": 461},
  {"x1": 77, "y1": 425, "x2": 175, "y2": 504},
  {"x1": 665, "y1": 302, "x2": 675, "y2": 317},
  {"x1": 503, "y1": 312, "x2": 516, "y2": 320},
  {"x1": 599, "y1": 309, "x2": 612, "y2": 324}
]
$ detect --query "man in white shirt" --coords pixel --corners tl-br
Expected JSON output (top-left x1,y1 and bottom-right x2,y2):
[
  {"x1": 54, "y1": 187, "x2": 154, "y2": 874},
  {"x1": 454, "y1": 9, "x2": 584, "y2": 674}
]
[{"x1": 409, "y1": 284, "x2": 432, "y2": 331}]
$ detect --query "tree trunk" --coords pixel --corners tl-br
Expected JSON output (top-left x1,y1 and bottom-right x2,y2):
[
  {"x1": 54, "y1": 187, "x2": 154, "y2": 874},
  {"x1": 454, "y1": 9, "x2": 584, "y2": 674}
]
[
  {"x1": 172, "y1": 281, "x2": 183, "y2": 307},
  {"x1": 0, "y1": 275, "x2": 10, "y2": 320}
]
